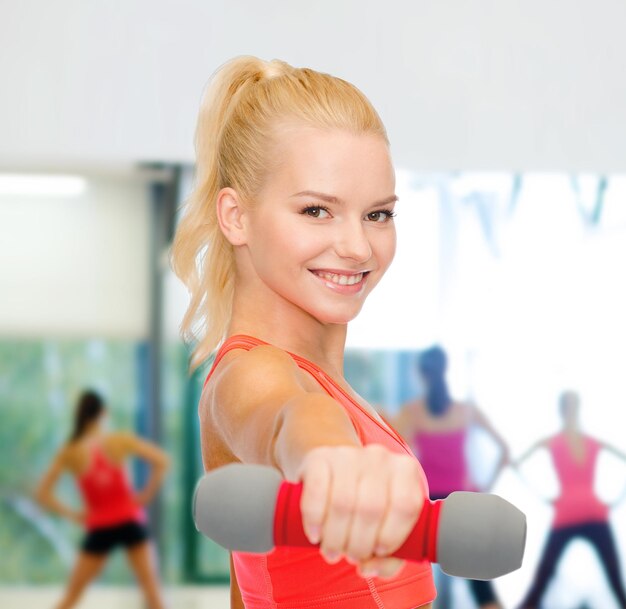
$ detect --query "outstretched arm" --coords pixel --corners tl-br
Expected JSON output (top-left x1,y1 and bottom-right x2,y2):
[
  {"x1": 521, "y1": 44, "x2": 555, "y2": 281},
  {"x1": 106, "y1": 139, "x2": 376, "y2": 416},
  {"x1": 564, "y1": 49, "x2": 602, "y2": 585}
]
[
  {"x1": 471, "y1": 405, "x2": 510, "y2": 489},
  {"x1": 206, "y1": 345, "x2": 426, "y2": 579},
  {"x1": 120, "y1": 433, "x2": 171, "y2": 506},
  {"x1": 472, "y1": 406, "x2": 510, "y2": 460},
  {"x1": 510, "y1": 439, "x2": 558, "y2": 504},
  {"x1": 513, "y1": 440, "x2": 547, "y2": 469},
  {"x1": 34, "y1": 450, "x2": 83, "y2": 524},
  {"x1": 601, "y1": 441, "x2": 626, "y2": 463},
  {"x1": 597, "y1": 440, "x2": 626, "y2": 508}
]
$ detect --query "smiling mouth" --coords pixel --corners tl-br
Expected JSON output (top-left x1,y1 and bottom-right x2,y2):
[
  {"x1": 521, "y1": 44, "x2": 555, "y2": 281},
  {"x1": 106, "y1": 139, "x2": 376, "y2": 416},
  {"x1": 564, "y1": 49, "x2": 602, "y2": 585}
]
[{"x1": 310, "y1": 270, "x2": 370, "y2": 286}]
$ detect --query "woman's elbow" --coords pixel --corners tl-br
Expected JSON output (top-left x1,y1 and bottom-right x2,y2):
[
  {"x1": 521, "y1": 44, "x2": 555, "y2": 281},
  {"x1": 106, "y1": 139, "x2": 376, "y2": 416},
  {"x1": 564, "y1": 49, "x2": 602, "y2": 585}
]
[{"x1": 159, "y1": 453, "x2": 172, "y2": 472}]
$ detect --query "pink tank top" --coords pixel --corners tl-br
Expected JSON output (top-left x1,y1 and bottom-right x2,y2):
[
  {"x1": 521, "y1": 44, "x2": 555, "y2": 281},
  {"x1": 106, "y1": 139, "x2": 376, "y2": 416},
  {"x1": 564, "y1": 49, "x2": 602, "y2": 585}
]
[
  {"x1": 413, "y1": 429, "x2": 471, "y2": 497},
  {"x1": 549, "y1": 433, "x2": 608, "y2": 528},
  {"x1": 77, "y1": 444, "x2": 145, "y2": 531},
  {"x1": 205, "y1": 335, "x2": 436, "y2": 609}
]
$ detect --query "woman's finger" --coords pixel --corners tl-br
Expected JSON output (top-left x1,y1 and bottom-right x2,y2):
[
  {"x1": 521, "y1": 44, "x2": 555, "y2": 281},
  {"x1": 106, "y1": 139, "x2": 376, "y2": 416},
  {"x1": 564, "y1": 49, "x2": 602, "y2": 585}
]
[
  {"x1": 375, "y1": 457, "x2": 424, "y2": 556},
  {"x1": 345, "y1": 466, "x2": 388, "y2": 561},
  {"x1": 319, "y1": 453, "x2": 359, "y2": 563},
  {"x1": 358, "y1": 556, "x2": 405, "y2": 579},
  {"x1": 300, "y1": 453, "x2": 332, "y2": 545}
]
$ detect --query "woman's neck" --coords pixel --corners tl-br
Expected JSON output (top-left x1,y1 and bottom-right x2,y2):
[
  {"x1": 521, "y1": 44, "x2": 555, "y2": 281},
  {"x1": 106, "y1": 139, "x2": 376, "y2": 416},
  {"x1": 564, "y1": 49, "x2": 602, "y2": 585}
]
[
  {"x1": 227, "y1": 321, "x2": 348, "y2": 377},
  {"x1": 227, "y1": 319, "x2": 346, "y2": 376},
  {"x1": 80, "y1": 423, "x2": 103, "y2": 442},
  {"x1": 229, "y1": 287, "x2": 347, "y2": 375},
  {"x1": 563, "y1": 422, "x2": 580, "y2": 435}
]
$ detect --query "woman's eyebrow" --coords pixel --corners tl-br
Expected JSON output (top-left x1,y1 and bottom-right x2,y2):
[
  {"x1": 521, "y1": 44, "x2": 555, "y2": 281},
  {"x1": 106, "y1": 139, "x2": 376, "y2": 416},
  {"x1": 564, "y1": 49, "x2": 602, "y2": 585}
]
[
  {"x1": 290, "y1": 190, "x2": 341, "y2": 204},
  {"x1": 372, "y1": 194, "x2": 399, "y2": 206},
  {"x1": 290, "y1": 190, "x2": 398, "y2": 206}
]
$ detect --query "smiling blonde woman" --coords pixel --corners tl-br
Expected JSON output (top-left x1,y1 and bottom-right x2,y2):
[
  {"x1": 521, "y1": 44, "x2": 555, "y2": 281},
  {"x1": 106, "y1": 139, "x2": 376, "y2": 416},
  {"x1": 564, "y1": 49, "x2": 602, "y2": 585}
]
[{"x1": 172, "y1": 56, "x2": 435, "y2": 609}]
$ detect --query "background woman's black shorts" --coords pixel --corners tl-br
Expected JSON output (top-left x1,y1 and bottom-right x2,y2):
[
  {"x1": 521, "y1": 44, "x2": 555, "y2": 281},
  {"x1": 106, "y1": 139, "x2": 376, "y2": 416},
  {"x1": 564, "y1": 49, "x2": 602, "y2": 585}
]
[{"x1": 82, "y1": 520, "x2": 149, "y2": 554}]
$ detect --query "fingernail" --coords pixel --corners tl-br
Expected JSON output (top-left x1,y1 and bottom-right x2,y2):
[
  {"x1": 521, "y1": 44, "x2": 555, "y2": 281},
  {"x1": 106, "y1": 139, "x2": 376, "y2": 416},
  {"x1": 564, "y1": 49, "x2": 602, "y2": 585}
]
[
  {"x1": 361, "y1": 567, "x2": 379, "y2": 578},
  {"x1": 306, "y1": 526, "x2": 321, "y2": 544},
  {"x1": 375, "y1": 545, "x2": 387, "y2": 557},
  {"x1": 322, "y1": 550, "x2": 340, "y2": 563}
]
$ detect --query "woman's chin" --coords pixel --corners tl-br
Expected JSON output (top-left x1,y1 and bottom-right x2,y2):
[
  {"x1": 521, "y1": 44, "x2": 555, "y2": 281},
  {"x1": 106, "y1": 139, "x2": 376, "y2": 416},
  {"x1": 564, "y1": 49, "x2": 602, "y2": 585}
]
[{"x1": 310, "y1": 306, "x2": 363, "y2": 326}]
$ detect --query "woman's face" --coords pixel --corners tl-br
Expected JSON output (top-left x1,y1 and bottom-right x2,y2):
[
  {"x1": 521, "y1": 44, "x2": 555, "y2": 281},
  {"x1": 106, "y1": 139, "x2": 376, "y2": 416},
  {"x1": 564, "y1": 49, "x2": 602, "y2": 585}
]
[{"x1": 241, "y1": 126, "x2": 397, "y2": 326}]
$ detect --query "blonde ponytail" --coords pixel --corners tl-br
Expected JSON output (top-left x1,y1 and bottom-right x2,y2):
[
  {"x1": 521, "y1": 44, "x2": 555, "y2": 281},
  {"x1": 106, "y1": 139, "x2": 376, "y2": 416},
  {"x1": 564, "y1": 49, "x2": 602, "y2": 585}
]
[{"x1": 171, "y1": 56, "x2": 387, "y2": 369}]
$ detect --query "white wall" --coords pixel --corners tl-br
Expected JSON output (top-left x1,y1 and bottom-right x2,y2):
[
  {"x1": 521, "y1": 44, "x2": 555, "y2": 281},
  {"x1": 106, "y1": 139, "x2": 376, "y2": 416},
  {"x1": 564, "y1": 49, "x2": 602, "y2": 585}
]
[
  {"x1": 1, "y1": 0, "x2": 626, "y2": 173},
  {"x1": 0, "y1": 176, "x2": 150, "y2": 338}
]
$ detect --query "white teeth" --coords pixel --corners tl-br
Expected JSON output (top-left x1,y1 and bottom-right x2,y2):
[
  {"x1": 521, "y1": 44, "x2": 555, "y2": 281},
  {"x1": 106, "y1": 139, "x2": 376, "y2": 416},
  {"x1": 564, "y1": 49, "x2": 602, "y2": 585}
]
[{"x1": 316, "y1": 271, "x2": 364, "y2": 286}]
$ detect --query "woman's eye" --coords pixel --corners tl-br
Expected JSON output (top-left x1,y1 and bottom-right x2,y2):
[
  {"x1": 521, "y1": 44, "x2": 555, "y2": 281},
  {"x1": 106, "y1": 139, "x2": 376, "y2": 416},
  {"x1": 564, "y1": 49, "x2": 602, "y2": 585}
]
[
  {"x1": 302, "y1": 206, "x2": 330, "y2": 218},
  {"x1": 367, "y1": 210, "x2": 396, "y2": 223}
]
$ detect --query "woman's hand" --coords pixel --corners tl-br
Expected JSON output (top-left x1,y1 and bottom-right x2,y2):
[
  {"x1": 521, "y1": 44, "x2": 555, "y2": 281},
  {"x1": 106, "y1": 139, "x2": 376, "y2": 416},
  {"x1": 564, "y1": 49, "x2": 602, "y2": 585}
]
[{"x1": 298, "y1": 444, "x2": 425, "y2": 579}]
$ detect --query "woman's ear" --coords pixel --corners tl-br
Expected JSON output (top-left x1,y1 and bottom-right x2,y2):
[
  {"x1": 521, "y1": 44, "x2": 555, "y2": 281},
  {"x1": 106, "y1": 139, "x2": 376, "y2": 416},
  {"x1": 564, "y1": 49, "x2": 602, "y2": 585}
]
[{"x1": 216, "y1": 187, "x2": 247, "y2": 246}]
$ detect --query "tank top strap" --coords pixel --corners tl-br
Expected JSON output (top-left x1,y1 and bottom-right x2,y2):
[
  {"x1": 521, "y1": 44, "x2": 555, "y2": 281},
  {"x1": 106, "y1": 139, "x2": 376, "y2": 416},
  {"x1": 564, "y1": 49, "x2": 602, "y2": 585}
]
[
  {"x1": 204, "y1": 334, "x2": 340, "y2": 391},
  {"x1": 204, "y1": 335, "x2": 268, "y2": 387},
  {"x1": 205, "y1": 334, "x2": 359, "y2": 403}
]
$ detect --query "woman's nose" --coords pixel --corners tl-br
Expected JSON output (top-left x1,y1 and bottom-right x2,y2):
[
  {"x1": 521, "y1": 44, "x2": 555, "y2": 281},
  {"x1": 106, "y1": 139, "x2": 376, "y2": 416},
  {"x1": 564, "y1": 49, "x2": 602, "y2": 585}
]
[{"x1": 333, "y1": 219, "x2": 372, "y2": 263}]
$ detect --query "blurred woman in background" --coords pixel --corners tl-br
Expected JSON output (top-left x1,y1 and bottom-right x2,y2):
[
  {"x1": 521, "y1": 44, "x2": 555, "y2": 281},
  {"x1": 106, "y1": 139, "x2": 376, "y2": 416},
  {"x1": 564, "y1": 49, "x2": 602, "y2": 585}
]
[
  {"x1": 35, "y1": 389, "x2": 170, "y2": 609},
  {"x1": 515, "y1": 390, "x2": 626, "y2": 609},
  {"x1": 394, "y1": 345, "x2": 510, "y2": 609}
]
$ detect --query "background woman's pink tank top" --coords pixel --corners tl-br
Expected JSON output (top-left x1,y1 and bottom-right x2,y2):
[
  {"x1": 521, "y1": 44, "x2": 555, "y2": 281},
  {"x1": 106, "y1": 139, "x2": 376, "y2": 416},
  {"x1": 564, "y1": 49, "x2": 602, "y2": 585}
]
[
  {"x1": 205, "y1": 335, "x2": 435, "y2": 609},
  {"x1": 549, "y1": 433, "x2": 608, "y2": 528},
  {"x1": 413, "y1": 429, "x2": 470, "y2": 497}
]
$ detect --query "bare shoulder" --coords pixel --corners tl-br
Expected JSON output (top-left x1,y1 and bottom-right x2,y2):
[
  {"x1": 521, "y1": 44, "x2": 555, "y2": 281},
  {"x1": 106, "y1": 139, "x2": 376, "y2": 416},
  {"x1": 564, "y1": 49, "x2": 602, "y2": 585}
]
[
  {"x1": 55, "y1": 444, "x2": 73, "y2": 468},
  {"x1": 458, "y1": 400, "x2": 476, "y2": 413},
  {"x1": 416, "y1": 398, "x2": 428, "y2": 410},
  {"x1": 199, "y1": 345, "x2": 313, "y2": 467},
  {"x1": 406, "y1": 397, "x2": 425, "y2": 410},
  {"x1": 401, "y1": 398, "x2": 426, "y2": 417},
  {"x1": 206, "y1": 345, "x2": 311, "y2": 414},
  {"x1": 393, "y1": 398, "x2": 425, "y2": 436},
  {"x1": 214, "y1": 345, "x2": 308, "y2": 391},
  {"x1": 103, "y1": 431, "x2": 136, "y2": 458},
  {"x1": 50, "y1": 443, "x2": 79, "y2": 475},
  {"x1": 458, "y1": 400, "x2": 482, "y2": 421},
  {"x1": 106, "y1": 430, "x2": 134, "y2": 447}
]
